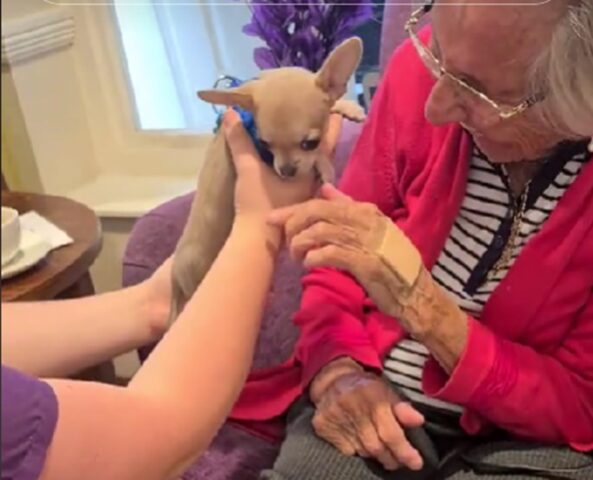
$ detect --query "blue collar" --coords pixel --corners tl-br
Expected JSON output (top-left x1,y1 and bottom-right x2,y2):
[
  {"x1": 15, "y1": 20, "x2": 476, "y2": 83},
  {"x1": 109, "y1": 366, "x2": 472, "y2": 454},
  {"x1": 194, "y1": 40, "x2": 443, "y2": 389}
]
[{"x1": 213, "y1": 78, "x2": 274, "y2": 167}]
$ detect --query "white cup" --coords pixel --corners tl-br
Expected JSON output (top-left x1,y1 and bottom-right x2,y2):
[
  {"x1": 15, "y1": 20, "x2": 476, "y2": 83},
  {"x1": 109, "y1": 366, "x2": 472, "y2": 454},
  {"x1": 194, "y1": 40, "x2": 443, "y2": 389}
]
[{"x1": 1, "y1": 207, "x2": 22, "y2": 267}]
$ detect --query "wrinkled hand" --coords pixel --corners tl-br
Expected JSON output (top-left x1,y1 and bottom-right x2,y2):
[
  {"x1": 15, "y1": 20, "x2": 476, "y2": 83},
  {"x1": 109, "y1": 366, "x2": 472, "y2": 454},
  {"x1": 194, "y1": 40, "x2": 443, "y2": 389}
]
[
  {"x1": 269, "y1": 185, "x2": 469, "y2": 370},
  {"x1": 312, "y1": 367, "x2": 425, "y2": 471},
  {"x1": 267, "y1": 184, "x2": 407, "y2": 317},
  {"x1": 222, "y1": 110, "x2": 342, "y2": 221},
  {"x1": 266, "y1": 184, "x2": 454, "y2": 341},
  {"x1": 268, "y1": 183, "x2": 388, "y2": 269}
]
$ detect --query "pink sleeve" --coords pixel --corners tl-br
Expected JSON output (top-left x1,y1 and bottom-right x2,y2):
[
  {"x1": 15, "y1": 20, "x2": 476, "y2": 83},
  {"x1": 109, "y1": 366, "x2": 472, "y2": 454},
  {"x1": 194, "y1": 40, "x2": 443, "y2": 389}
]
[
  {"x1": 423, "y1": 295, "x2": 593, "y2": 451},
  {"x1": 294, "y1": 268, "x2": 382, "y2": 387}
]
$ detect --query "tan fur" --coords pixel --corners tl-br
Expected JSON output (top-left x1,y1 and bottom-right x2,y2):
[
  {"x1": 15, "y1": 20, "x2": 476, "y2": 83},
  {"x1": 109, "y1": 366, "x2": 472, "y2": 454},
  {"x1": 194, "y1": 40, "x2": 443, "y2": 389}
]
[{"x1": 169, "y1": 38, "x2": 365, "y2": 323}]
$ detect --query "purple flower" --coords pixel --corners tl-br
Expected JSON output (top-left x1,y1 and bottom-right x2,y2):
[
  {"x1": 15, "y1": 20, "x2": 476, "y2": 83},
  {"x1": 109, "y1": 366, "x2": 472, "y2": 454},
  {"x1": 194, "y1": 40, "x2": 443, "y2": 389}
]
[{"x1": 242, "y1": 0, "x2": 373, "y2": 71}]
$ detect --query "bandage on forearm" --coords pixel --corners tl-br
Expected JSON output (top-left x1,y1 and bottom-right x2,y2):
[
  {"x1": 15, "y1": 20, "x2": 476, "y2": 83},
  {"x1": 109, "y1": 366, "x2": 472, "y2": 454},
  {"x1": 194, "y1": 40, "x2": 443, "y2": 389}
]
[{"x1": 375, "y1": 222, "x2": 422, "y2": 289}]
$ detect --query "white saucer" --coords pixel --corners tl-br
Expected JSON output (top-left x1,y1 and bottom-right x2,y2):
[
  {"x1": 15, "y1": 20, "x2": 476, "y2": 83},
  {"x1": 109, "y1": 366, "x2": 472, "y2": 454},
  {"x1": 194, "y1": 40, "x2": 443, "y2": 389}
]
[
  {"x1": 1, "y1": 247, "x2": 20, "y2": 268},
  {"x1": 1, "y1": 229, "x2": 52, "y2": 280}
]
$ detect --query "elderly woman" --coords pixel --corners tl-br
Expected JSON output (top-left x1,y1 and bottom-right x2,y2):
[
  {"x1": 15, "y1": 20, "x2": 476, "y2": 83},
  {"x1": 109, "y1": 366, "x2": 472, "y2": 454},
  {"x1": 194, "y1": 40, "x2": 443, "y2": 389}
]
[{"x1": 222, "y1": 0, "x2": 593, "y2": 478}]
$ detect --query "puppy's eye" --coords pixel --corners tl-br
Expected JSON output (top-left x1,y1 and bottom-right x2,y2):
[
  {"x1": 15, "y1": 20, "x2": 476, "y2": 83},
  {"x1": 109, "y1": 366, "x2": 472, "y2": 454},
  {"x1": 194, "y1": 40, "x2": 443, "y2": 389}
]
[{"x1": 300, "y1": 139, "x2": 320, "y2": 151}]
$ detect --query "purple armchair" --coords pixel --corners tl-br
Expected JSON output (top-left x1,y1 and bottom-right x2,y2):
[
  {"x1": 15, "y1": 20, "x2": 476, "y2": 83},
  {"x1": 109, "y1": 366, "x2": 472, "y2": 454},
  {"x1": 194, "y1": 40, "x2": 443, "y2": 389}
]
[{"x1": 121, "y1": 8, "x2": 415, "y2": 479}]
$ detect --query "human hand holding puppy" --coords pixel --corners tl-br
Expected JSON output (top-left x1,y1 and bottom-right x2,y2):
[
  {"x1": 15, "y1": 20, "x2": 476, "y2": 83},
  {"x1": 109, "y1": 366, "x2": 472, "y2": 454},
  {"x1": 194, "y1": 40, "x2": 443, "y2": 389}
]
[
  {"x1": 223, "y1": 109, "x2": 343, "y2": 249},
  {"x1": 170, "y1": 37, "x2": 364, "y2": 323}
]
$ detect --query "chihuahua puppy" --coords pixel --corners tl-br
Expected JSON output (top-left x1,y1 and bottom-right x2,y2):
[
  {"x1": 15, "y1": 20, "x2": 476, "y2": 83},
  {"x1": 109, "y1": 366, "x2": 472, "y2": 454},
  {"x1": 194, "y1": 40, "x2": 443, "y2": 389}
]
[{"x1": 169, "y1": 37, "x2": 365, "y2": 322}]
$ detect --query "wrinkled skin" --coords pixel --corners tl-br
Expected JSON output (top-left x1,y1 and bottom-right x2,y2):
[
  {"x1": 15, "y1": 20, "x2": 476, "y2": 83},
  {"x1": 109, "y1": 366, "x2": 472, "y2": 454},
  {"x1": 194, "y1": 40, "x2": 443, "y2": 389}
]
[{"x1": 313, "y1": 369, "x2": 425, "y2": 471}]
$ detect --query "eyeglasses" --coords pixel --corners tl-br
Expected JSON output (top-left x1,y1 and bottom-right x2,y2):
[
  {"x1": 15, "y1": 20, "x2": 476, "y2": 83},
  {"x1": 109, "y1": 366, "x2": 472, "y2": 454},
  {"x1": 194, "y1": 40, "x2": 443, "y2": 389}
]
[{"x1": 404, "y1": 3, "x2": 542, "y2": 121}]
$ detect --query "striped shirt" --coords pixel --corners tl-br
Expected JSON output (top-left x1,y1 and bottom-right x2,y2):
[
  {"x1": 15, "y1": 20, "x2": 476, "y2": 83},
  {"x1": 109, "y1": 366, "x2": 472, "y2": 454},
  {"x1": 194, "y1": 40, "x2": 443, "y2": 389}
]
[{"x1": 384, "y1": 141, "x2": 590, "y2": 426}]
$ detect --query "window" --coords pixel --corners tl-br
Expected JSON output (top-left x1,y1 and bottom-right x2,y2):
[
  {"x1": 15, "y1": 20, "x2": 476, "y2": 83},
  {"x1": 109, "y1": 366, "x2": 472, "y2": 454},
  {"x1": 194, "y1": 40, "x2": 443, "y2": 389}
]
[
  {"x1": 113, "y1": 1, "x2": 384, "y2": 133},
  {"x1": 113, "y1": 1, "x2": 264, "y2": 132}
]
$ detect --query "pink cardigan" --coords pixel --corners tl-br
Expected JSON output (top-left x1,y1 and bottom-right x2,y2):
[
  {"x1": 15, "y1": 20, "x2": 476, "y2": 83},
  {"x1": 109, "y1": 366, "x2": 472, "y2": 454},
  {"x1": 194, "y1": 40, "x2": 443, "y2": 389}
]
[{"x1": 229, "y1": 30, "x2": 593, "y2": 452}]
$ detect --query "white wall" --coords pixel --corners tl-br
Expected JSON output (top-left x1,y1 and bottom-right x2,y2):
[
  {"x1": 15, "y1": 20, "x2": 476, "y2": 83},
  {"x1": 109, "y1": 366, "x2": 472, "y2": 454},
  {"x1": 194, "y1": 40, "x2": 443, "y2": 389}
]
[
  {"x1": 2, "y1": 2, "x2": 99, "y2": 194},
  {"x1": 2, "y1": 0, "x2": 54, "y2": 18}
]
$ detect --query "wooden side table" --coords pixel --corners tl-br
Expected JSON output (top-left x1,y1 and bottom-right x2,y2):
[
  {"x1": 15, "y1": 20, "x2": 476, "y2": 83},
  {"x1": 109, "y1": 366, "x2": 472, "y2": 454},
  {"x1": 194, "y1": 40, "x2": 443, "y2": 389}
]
[{"x1": 1, "y1": 191, "x2": 115, "y2": 382}]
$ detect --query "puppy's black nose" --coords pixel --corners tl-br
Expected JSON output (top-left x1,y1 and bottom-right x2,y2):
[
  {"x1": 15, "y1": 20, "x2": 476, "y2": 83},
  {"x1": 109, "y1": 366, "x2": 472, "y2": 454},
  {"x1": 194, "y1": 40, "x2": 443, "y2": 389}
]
[{"x1": 279, "y1": 164, "x2": 297, "y2": 178}]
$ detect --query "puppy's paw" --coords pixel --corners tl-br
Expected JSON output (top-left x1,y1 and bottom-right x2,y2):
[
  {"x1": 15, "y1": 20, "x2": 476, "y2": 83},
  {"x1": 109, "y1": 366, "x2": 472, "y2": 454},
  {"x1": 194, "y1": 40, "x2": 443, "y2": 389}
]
[{"x1": 331, "y1": 99, "x2": 366, "y2": 123}]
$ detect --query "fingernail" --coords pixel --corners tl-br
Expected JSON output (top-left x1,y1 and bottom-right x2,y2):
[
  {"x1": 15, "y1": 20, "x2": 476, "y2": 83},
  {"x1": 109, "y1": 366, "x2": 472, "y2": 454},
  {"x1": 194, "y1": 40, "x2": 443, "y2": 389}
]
[
  {"x1": 396, "y1": 402, "x2": 425, "y2": 424},
  {"x1": 410, "y1": 457, "x2": 423, "y2": 471},
  {"x1": 405, "y1": 449, "x2": 424, "y2": 471},
  {"x1": 222, "y1": 108, "x2": 238, "y2": 128},
  {"x1": 221, "y1": 112, "x2": 231, "y2": 130},
  {"x1": 267, "y1": 207, "x2": 293, "y2": 224},
  {"x1": 267, "y1": 212, "x2": 282, "y2": 225},
  {"x1": 320, "y1": 183, "x2": 349, "y2": 202}
]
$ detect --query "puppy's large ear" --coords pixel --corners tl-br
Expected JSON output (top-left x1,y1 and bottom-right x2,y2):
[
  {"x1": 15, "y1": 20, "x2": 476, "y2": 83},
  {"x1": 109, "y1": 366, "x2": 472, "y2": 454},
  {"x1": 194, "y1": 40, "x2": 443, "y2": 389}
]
[
  {"x1": 197, "y1": 83, "x2": 254, "y2": 111},
  {"x1": 315, "y1": 37, "x2": 363, "y2": 102}
]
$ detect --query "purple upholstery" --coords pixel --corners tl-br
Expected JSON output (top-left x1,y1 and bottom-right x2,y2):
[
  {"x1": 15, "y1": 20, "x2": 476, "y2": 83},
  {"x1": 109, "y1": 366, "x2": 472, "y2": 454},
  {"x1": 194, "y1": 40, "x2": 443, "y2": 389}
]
[
  {"x1": 178, "y1": 424, "x2": 280, "y2": 480},
  {"x1": 121, "y1": 10, "x2": 412, "y2": 478}
]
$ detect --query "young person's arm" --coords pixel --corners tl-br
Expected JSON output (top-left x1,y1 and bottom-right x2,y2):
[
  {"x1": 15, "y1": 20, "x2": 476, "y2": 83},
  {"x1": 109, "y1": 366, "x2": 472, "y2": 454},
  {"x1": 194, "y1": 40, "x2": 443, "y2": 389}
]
[
  {"x1": 1, "y1": 280, "x2": 169, "y2": 378},
  {"x1": 42, "y1": 219, "x2": 282, "y2": 480},
  {"x1": 1, "y1": 110, "x2": 344, "y2": 381}
]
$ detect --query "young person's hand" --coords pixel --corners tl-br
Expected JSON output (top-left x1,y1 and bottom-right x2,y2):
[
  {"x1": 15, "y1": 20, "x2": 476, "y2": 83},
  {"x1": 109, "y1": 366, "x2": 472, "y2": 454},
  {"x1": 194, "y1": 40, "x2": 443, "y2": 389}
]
[
  {"x1": 222, "y1": 109, "x2": 321, "y2": 222},
  {"x1": 222, "y1": 110, "x2": 343, "y2": 218}
]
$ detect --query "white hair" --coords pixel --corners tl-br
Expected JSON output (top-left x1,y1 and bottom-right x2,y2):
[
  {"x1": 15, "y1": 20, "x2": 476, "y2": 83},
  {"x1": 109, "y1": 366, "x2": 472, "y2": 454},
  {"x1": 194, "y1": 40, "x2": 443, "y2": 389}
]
[{"x1": 532, "y1": 0, "x2": 593, "y2": 149}]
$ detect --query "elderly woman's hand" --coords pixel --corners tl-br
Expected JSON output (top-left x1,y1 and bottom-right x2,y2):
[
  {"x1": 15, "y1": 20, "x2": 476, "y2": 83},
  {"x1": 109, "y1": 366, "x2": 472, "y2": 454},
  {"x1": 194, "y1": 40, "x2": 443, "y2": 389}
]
[
  {"x1": 268, "y1": 184, "x2": 469, "y2": 370},
  {"x1": 267, "y1": 184, "x2": 424, "y2": 332},
  {"x1": 310, "y1": 358, "x2": 425, "y2": 471}
]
